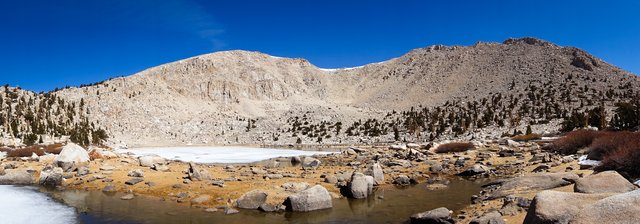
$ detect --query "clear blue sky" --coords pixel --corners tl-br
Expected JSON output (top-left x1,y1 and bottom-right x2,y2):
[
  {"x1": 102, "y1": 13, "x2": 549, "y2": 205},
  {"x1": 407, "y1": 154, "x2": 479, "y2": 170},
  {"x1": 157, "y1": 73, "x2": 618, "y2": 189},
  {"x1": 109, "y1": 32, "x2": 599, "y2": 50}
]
[{"x1": 1, "y1": 0, "x2": 638, "y2": 92}]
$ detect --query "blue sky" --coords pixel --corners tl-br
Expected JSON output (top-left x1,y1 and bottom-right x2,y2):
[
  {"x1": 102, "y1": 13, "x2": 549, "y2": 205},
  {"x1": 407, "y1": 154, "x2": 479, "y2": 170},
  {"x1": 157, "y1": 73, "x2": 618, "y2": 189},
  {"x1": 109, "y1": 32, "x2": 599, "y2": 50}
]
[{"x1": 1, "y1": 0, "x2": 639, "y2": 92}]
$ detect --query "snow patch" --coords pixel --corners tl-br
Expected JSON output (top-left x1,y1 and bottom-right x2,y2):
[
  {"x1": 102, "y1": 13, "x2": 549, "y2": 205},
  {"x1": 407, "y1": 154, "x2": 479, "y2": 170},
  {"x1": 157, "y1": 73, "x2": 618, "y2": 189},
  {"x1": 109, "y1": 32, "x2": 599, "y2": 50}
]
[
  {"x1": 635, "y1": 179, "x2": 640, "y2": 187},
  {"x1": 0, "y1": 185, "x2": 77, "y2": 224},
  {"x1": 117, "y1": 146, "x2": 337, "y2": 164},
  {"x1": 318, "y1": 61, "x2": 385, "y2": 72},
  {"x1": 577, "y1": 155, "x2": 602, "y2": 167}
]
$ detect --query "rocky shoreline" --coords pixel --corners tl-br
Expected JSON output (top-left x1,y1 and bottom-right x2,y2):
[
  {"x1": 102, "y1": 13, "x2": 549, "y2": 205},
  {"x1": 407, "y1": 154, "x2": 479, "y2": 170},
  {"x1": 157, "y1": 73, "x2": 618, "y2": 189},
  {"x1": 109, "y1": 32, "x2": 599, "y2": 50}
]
[{"x1": 1, "y1": 137, "x2": 639, "y2": 223}]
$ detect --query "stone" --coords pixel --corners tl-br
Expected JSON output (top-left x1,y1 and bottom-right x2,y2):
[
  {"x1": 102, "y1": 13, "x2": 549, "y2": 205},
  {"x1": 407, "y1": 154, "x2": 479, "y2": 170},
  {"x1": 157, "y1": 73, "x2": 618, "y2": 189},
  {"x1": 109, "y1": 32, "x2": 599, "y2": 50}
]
[
  {"x1": 0, "y1": 169, "x2": 34, "y2": 185},
  {"x1": 152, "y1": 164, "x2": 170, "y2": 172},
  {"x1": 522, "y1": 190, "x2": 613, "y2": 224},
  {"x1": 37, "y1": 154, "x2": 57, "y2": 163},
  {"x1": 531, "y1": 164, "x2": 550, "y2": 173},
  {"x1": 410, "y1": 207, "x2": 454, "y2": 224},
  {"x1": 393, "y1": 175, "x2": 411, "y2": 186},
  {"x1": 458, "y1": 164, "x2": 491, "y2": 176},
  {"x1": 574, "y1": 171, "x2": 637, "y2": 194},
  {"x1": 366, "y1": 162, "x2": 384, "y2": 185},
  {"x1": 224, "y1": 207, "x2": 239, "y2": 215},
  {"x1": 96, "y1": 150, "x2": 118, "y2": 159},
  {"x1": 125, "y1": 178, "x2": 144, "y2": 185},
  {"x1": 38, "y1": 166, "x2": 64, "y2": 187},
  {"x1": 302, "y1": 157, "x2": 321, "y2": 170},
  {"x1": 205, "y1": 208, "x2": 218, "y2": 213},
  {"x1": 128, "y1": 169, "x2": 145, "y2": 177},
  {"x1": 282, "y1": 182, "x2": 310, "y2": 193},
  {"x1": 138, "y1": 155, "x2": 166, "y2": 168},
  {"x1": 120, "y1": 194, "x2": 135, "y2": 200},
  {"x1": 500, "y1": 195, "x2": 531, "y2": 216},
  {"x1": 430, "y1": 164, "x2": 444, "y2": 173},
  {"x1": 102, "y1": 184, "x2": 116, "y2": 192},
  {"x1": 54, "y1": 143, "x2": 90, "y2": 172},
  {"x1": 483, "y1": 172, "x2": 579, "y2": 199},
  {"x1": 76, "y1": 166, "x2": 90, "y2": 177},
  {"x1": 284, "y1": 185, "x2": 332, "y2": 212},
  {"x1": 571, "y1": 189, "x2": 640, "y2": 224},
  {"x1": 191, "y1": 195, "x2": 211, "y2": 204},
  {"x1": 250, "y1": 167, "x2": 267, "y2": 175},
  {"x1": 236, "y1": 190, "x2": 268, "y2": 209},
  {"x1": 259, "y1": 203, "x2": 277, "y2": 212},
  {"x1": 212, "y1": 180, "x2": 225, "y2": 187},
  {"x1": 188, "y1": 162, "x2": 211, "y2": 181},
  {"x1": 99, "y1": 165, "x2": 115, "y2": 171},
  {"x1": 345, "y1": 172, "x2": 372, "y2": 199},
  {"x1": 470, "y1": 211, "x2": 505, "y2": 224},
  {"x1": 264, "y1": 174, "x2": 283, "y2": 179},
  {"x1": 324, "y1": 175, "x2": 338, "y2": 184}
]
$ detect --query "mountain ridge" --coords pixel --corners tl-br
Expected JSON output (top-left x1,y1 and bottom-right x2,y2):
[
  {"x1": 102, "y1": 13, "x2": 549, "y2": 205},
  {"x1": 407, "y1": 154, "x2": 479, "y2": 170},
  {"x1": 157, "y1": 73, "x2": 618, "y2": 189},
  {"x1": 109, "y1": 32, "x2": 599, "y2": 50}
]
[{"x1": 1, "y1": 37, "x2": 639, "y2": 147}]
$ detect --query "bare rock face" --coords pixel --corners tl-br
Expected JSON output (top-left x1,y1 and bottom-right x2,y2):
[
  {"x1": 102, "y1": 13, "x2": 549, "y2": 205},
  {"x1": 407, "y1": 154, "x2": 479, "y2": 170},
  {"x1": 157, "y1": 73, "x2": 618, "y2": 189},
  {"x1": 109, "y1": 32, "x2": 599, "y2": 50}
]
[
  {"x1": 366, "y1": 162, "x2": 384, "y2": 185},
  {"x1": 39, "y1": 166, "x2": 64, "y2": 187},
  {"x1": 409, "y1": 207, "x2": 454, "y2": 224},
  {"x1": 470, "y1": 211, "x2": 505, "y2": 224},
  {"x1": 284, "y1": 185, "x2": 332, "y2": 212},
  {"x1": 345, "y1": 172, "x2": 374, "y2": 199},
  {"x1": 574, "y1": 171, "x2": 637, "y2": 194},
  {"x1": 236, "y1": 190, "x2": 268, "y2": 209},
  {"x1": 0, "y1": 169, "x2": 34, "y2": 185},
  {"x1": 523, "y1": 190, "x2": 613, "y2": 224},
  {"x1": 54, "y1": 143, "x2": 90, "y2": 172},
  {"x1": 483, "y1": 172, "x2": 579, "y2": 199},
  {"x1": 138, "y1": 155, "x2": 166, "y2": 168},
  {"x1": 187, "y1": 163, "x2": 211, "y2": 181},
  {"x1": 571, "y1": 189, "x2": 640, "y2": 224}
]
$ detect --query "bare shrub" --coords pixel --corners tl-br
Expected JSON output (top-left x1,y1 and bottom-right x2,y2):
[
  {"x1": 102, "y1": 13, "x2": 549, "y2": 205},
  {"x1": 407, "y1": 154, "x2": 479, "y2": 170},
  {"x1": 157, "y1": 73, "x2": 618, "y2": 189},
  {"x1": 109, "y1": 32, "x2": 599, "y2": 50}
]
[
  {"x1": 595, "y1": 140, "x2": 640, "y2": 178},
  {"x1": 435, "y1": 142, "x2": 475, "y2": 153},
  {"x1": 6, "y1": 146, "x2": 45, "y2": 157},
  {"x1": 511, "y1": 133, "x2": 542, "y2": 142},
  {"x1": 587, "y1": 131, "x2": 640, "y2": 160},
  {"x1": 546, "y1": 130, "x2": 605, "y2": 155}
]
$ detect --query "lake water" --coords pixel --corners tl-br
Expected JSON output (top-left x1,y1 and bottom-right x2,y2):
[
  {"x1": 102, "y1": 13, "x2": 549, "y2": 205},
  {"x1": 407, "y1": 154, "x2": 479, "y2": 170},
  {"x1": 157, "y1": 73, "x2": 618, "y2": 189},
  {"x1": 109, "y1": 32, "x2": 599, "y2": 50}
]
[
  {"x1": 116, "y1": 146, "x2": 337, "y2": 164},
  {"x1": 31, "y1": 178, "x2": 483, "y2": 224}
]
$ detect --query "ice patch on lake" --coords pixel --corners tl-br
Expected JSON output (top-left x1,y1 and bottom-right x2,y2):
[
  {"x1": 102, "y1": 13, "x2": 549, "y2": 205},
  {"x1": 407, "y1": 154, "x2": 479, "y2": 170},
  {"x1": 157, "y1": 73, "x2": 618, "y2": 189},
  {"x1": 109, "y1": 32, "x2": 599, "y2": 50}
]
[
  {"x1": 578, "y1": 155, "x2": 602, "y2": 167},
  {"x1": 0, "y1": 185, "x2": 77, "y2": 224},
  {"x1": 117, "y1": 146, "x2": 337, "y2": 163}
]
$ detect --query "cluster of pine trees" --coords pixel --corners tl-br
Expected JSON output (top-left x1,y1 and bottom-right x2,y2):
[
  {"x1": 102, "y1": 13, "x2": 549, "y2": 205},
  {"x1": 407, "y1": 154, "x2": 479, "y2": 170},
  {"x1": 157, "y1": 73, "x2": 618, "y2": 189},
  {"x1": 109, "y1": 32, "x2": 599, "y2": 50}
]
[{"x1": 0, "y1": 86, "x2": 108, "y2": 147}]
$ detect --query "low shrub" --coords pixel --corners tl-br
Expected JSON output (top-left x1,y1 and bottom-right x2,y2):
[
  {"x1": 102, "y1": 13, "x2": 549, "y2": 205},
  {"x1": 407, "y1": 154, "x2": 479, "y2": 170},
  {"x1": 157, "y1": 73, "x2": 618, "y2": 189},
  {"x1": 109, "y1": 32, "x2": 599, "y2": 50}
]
[
  {"x1": 6, "y1": 146, "x2": 45, "y2": 157},
  {"x1": 43, "y1": 143, "x2": 64, "y2": 154},
  {"x1": 595, "y1": 140, "x2": 640, "y2": 178},
  {"x1": 435, "y1": 142, "x2": 475, "y2": 153},
  {"x1": 587, "y1": 132, "x2": 640, "y2": 160},
  {"x1": 546, "y1": 130, "x2": 604, "y2": 155},
  {"x1": 511, "y1": 133, "x2": 542, "y2": 142}
]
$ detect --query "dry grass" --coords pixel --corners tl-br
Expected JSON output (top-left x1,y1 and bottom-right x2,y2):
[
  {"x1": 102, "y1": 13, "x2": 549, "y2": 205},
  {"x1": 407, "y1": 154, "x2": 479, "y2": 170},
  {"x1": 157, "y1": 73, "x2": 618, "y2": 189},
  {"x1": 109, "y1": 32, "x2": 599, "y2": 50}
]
[
  {"x1": 435, "y1": 142, "x2": 475, "y2": 153},
  {"x1": 546, "y1": 130, "x2": 604, "y2": 155},
  {"x1": 511, "y1": 133, "x2": 542, "y2": 142}
]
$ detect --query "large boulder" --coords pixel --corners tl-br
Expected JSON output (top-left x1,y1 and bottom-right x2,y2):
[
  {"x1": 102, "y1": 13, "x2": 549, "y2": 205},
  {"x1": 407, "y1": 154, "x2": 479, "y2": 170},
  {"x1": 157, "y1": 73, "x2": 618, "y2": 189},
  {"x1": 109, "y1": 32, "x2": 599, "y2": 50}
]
[
  {"x1": 302, "y1": 157, "x2": 321, "y2": 170},
  {"x1": 409, "y1": 207, "x2": 454, "y2": 224},
  {"x1": 523, "y1": 190, "x2": 613, "y2": 224},
  {"x1": 470, "y1": 211, "x2": 505, "y2": 224},
  {"x1": 0, "y1": 169, "x2": 34, "y2": 185},
  {"x1": 574, "y1": 171, "x2": 637, "y2": 194},
  {"x1": 483, "y1": 172, "x2": 579, "y2": 199},
  {"x1": 236, "y1": 190, "x2": 268, "y2": 209},
  {"x1": 188, "y1": 162, "x2": 211, "y2": 181},
  {"x1": 457, "y1": 164, "x2": 491, "y2": 176},
  {"x1": 39, "y1": 166, "x2": 64, "y2": 187},
  {"x1": 345, "y1": 172, "x2": 373, "y2": 199},
  {"x1": 571, "y1": 189, "x2": 640, "y2": 224},
  {"x1": 366, "y1": 162, "x2": 384, "y2": 185},
  {"x1": 54, "y1": 143, "x2": 90, "y2": 171},
  {"x1": 284, "y1": 185, "x2": 332, "y2": 212},
  {"x1": 138, "y1": 155, "x2": 166, "y2": 168}
]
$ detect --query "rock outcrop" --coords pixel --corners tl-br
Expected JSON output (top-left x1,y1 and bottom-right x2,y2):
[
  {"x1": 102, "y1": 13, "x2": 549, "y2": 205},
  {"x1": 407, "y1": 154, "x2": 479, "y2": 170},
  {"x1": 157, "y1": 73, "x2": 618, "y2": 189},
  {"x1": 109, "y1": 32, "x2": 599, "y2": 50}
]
[{"x1": 284, "y1": 185, "x2": 332, "y2": 212}]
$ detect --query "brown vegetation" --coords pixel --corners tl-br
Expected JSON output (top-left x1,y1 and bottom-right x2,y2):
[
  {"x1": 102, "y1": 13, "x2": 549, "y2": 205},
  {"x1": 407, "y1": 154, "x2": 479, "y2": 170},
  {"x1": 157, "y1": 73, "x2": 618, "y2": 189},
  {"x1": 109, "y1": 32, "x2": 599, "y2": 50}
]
[
  {"x1": 587, "y1": 132, "x2": 640, "y2": 160},
  {"x1": 596, "y1": 141, "x2": 640, "y2": 178},
  {"x1": 435, "y1": 142, "x2": 475, "y2": 153},
  {"x1": 511, "y1": 133, "x2": 542, "y2": 142},
  {"x1": 546, "y1": 130, "x2": 604, "y2": 155},
  {"x1": 5, "y1": 146, "x2": 45, "y2": 157}
]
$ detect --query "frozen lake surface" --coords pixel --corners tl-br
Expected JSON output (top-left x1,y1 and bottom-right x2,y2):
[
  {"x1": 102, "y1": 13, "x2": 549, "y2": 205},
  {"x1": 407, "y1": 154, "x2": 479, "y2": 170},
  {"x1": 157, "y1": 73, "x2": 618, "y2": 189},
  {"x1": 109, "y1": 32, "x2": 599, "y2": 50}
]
[
  {"x1": 116, "y1": 146, "x2": 337, "y2": 163},
  {"x1": 0, "y1": 185, "x2": 77, "y2": 224}
]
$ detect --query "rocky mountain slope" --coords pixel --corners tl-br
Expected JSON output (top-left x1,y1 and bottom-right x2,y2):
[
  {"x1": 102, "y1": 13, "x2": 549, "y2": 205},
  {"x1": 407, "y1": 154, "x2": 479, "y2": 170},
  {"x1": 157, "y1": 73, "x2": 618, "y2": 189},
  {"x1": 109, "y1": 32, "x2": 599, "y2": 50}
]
[{"x1": 3, "y1": 37, "x2": 639, "y2": 147}]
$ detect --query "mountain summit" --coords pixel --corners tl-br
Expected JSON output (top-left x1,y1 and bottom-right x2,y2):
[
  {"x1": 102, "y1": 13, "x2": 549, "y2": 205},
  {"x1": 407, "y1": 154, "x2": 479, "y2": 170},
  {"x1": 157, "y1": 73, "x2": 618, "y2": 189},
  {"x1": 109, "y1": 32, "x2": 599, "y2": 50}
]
[{"x1": 2, "y1": 38, "x2": 639, "y2": 147}]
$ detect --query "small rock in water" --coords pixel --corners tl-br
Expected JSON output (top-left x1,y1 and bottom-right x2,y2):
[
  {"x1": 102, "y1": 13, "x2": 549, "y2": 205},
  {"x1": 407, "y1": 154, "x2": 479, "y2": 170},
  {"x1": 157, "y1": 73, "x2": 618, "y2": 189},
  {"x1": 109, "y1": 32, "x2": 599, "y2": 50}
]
[
  {"x1": 224, "y1": 207, "x2": 239, "y2": 215},
  {"x1": 205, "y1": 208, "x2": 218, "y2": 213},
  {"x1": 120, "y1": 194, "x2": 135, "y2": 200},
  {"x1": 103, "y1": 184, "x2": 116, "y2": 192}
]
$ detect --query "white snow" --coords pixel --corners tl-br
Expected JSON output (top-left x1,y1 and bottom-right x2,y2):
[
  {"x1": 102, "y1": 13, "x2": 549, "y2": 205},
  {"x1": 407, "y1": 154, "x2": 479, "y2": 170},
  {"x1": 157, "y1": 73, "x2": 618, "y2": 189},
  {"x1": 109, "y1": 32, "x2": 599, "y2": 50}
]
[
  {"x1": 577, "y1": 155, "x2": 602, "y2": 167},
  {"x1": 0, "y1": 185, "x2": 77, "y2": 224},
  {"x1": 116, "y1": 146, "x2": 337, "y2": 164},
  {"x1": 634, "y1": 179, "x2": 640, "y2": 187}
]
